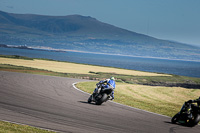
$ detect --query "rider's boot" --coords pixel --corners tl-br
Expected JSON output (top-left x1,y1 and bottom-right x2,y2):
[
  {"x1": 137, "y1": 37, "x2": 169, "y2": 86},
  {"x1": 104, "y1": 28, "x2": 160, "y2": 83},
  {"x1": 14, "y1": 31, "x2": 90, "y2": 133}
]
[{"x1": 108, "y1": 95, "x2": 114, "y2": 100}]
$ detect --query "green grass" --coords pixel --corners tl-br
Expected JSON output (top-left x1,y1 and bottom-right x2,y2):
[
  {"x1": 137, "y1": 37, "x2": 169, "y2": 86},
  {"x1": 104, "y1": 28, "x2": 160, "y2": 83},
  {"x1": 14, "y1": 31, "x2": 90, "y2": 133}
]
[
  {"x1": 0, "y1": 55, "x2": 34, "y2": 60},
  {"x1": 0, "y1": 55, "x2": 200, "y2": 131},
  {"x1": 76, "y1": 82, "x2": 200, "y2": 117},
  {"x1": 0, "y1": 61, "x2": 200, "y2": 89},
  {"x1": 1, "y1": 55, "x2": 200, "y2": 89},
  {"x1": 0, "y1": 121, "x2": 54, "y2": 133}
]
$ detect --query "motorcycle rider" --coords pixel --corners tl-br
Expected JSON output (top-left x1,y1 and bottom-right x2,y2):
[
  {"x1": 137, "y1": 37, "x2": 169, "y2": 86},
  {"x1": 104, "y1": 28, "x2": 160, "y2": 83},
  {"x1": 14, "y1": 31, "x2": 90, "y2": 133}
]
[
  {"x1": 186, "y1": 97, "x2": 200, "y2": 106},
  {"x1": 91, "y1": 77, "x2": 116, "y2": 101},
  {"x1": 185, "y1": 97, "x2": 200, "y2": 119}
]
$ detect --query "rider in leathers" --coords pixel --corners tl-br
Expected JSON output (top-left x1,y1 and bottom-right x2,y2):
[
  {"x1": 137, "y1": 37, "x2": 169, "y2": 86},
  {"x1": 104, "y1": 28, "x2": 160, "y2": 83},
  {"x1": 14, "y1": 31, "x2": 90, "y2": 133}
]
[
  {"x1": 184, "y1": 97, "x2": 200, "y2": 118},
  {"x1": 186, "y1": 97, "x2": 200, "y2": 106},
  {"x1": 92, "y1": 77, "x2": 116, "y2": 100}
]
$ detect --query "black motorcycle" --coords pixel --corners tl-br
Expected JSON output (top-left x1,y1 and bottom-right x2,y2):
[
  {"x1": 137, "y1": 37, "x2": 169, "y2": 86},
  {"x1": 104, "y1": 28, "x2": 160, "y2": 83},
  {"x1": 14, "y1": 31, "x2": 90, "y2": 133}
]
[
  {"x1": 88, "y1": 83, "x2": 114, "y2": 105},
  {"x1": 171, "y1": 101, "x2": 200, "y2": 127}
]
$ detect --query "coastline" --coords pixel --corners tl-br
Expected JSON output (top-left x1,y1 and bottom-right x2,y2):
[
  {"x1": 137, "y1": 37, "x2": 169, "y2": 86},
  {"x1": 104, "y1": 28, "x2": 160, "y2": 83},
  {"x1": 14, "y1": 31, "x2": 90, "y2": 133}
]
[
  {"x1": 1, "y1": 44, "x2": 200, "y2": 62},
  {"x1": 1, "y1": 46, "x2": 200, "y2": 78}
]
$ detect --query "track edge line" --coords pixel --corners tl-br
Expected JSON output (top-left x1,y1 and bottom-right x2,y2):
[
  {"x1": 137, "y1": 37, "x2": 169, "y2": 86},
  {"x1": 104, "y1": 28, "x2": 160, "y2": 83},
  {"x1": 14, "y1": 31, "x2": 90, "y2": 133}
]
[{"x1": 72, "y1": 82, "x2": 171, "y2": 118}]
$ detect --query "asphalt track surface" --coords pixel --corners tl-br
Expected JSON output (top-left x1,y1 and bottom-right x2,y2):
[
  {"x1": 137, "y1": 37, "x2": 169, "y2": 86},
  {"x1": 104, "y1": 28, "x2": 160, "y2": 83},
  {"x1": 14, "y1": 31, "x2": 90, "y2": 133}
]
[{"x1": 0, "y1": 71, "x2": 200, "y2": 133}]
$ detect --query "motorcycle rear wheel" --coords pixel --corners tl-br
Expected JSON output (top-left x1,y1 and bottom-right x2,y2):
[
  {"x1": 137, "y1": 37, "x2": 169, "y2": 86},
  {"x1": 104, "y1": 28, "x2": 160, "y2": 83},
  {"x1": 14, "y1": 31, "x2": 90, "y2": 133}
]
[
  {"x1": 95, "y1": 93, "x2": 108, "y2": 105},
  {"x1": 189, "y1": 114, "x2": 200, "y2": 127}
]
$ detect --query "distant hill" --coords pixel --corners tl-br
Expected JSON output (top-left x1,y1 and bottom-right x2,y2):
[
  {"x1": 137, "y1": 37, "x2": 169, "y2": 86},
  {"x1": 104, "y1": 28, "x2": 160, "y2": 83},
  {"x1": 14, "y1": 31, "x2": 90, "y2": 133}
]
[{"x1": 0, "y1": 10, "x2": 200, "y2": 61}]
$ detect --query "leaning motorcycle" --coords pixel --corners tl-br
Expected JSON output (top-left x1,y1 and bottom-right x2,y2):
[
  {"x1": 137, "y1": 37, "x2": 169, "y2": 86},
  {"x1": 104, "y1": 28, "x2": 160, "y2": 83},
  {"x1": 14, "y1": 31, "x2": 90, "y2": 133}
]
[
  {"x1": 171, "y1": 101, "x2": 200, "y2": 127},
  {"x1": 88, "y1": 83, "x2": 113, "y2": 105}
]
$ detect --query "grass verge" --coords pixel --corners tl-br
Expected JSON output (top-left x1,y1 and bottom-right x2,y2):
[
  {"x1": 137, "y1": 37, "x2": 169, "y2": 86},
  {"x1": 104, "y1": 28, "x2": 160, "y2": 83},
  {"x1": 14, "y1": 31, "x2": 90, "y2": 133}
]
[
  {"x1": 0, "y1": 121, "x2": 54, "y2": 133},
  {"x1": 0, "y1": 55, "x2": 170, "y2": 76},
  {"x1": 0, "y1": 55, "x2": 200, "y2": 131},
  {"x1": 76, "y1": 81, "x2": 200, "y2": 117}
]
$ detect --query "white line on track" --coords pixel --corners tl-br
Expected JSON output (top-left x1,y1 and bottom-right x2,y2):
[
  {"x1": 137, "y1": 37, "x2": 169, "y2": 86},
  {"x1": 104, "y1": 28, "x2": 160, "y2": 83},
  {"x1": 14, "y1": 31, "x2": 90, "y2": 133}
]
[
  {"x1": 0, "y1": 81, "x2": 171, "y2": 133},
  {"x1": 72, "y1": 82, "x2": 171, "y2": 118}
]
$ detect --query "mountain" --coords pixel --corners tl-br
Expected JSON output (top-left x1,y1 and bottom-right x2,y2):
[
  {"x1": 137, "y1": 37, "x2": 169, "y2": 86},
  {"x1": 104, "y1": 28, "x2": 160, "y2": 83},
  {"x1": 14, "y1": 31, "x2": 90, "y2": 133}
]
[
  {"x1": 0, "y1": 10, "x2": 148, "y2": 40},
  {"x1": 0, "y1": 10, "x2": 200, "y2": 61}
]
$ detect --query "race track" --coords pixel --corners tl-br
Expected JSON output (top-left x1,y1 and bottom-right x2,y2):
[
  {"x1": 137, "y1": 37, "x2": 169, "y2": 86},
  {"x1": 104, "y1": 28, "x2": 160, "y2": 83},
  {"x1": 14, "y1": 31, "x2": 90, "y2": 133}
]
[{"x1": 0, "y1": 71, "x2": 199, "y2": 133}]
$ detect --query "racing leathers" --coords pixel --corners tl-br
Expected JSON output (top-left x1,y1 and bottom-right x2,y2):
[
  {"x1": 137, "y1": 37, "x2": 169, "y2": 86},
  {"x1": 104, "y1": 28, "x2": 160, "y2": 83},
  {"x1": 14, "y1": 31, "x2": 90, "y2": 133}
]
[
  {"x1": 186, "y1": 97, "x2": 200, "y2": 107},
  {"x1": 185, "y1": 97, "x2": 200, "y2": 119}
]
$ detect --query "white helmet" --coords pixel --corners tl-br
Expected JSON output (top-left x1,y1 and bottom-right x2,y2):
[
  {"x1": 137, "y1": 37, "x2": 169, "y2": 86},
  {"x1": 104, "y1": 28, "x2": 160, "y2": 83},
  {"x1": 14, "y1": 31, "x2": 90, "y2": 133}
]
[{"x1": 110, "y1": 77, "x2": 115, "y2": 80}]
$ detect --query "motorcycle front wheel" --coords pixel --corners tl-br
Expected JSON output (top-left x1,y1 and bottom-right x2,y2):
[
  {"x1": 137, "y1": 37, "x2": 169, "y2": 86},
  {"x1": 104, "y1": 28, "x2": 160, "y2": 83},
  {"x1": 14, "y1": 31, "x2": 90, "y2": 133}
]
[
  {"x1": 88, "y1": 95, "x2": 92, "y2": 103},
  {"x1": 171, "y1": 113, "x2": 179, "y2": 124}
]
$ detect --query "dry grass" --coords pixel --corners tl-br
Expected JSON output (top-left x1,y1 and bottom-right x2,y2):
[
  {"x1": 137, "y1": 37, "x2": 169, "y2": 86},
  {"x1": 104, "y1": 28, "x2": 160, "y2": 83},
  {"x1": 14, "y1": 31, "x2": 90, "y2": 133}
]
[
  {"x1": 0, "y1": 121, "x2": 54, "y2": 133},
  {"x1": 116, "y1": 83, "x2": 200, "y2": 103},
  {"x1": 77, "y1": 82, "x2": 200, "y2": 116},
  {"x1": 115, "y1": 83, "x2": 200, "y2": 116},
  {"x1": 0, "y1": 57, "x2": 170, "y2": 76}
]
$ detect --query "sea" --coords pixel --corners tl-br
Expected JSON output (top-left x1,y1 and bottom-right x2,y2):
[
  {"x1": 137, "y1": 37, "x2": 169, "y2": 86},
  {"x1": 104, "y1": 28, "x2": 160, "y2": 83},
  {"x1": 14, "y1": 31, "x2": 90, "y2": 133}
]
[{"x1": 0, "y1": 47, "x2": 200, "y2": 78}]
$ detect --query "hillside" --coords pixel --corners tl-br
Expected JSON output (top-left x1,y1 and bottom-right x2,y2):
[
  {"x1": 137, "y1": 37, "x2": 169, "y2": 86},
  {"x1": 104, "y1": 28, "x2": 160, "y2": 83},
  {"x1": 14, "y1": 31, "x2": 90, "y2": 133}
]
[{"x1": 0, "y1": 10, "x2": 200, "y2": 61}]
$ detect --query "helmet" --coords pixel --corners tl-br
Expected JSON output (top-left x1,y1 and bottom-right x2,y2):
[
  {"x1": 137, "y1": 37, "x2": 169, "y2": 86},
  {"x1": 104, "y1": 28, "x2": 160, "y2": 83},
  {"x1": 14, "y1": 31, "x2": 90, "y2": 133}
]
[{"x1": 110, "y1": 77, "x2": 115, "y2": 80}]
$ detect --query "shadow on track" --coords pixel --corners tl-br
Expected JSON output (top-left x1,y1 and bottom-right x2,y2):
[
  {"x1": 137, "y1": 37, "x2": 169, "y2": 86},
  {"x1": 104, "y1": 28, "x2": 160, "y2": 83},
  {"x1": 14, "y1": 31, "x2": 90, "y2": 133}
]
[
  {"x1": 164, "y1": 121, "x2": 187, "y2": 127},
  {"x1": 164, "y1": 121, "x2": 199, "y2": 133},
  {"x1": 78, "y1": 101, "x2": 96, "y2": 105},
  {"x1": 78, "y1": 101, "x2": 107, "y2": 106}
]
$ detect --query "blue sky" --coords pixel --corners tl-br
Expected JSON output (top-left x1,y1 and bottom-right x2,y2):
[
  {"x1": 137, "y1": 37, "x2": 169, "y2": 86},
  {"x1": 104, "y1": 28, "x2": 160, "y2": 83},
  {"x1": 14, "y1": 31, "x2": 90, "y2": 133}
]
[{"x1": 0, "y1": 0, "x2": 200, "y2": 46}]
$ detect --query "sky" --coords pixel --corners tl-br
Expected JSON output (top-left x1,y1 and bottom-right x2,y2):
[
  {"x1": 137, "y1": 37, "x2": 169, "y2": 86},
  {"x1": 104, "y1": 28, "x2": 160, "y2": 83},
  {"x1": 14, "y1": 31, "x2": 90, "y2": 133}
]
[{"x1": 0, "y1": 0, "x2": 200, "y2": 46}]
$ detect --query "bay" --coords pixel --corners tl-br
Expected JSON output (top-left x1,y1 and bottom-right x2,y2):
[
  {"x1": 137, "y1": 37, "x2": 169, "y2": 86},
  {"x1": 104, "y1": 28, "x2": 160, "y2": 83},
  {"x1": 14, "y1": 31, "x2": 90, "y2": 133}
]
[{"x1": 0, "y1": 47, "x2": 200, "y2": 78}]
